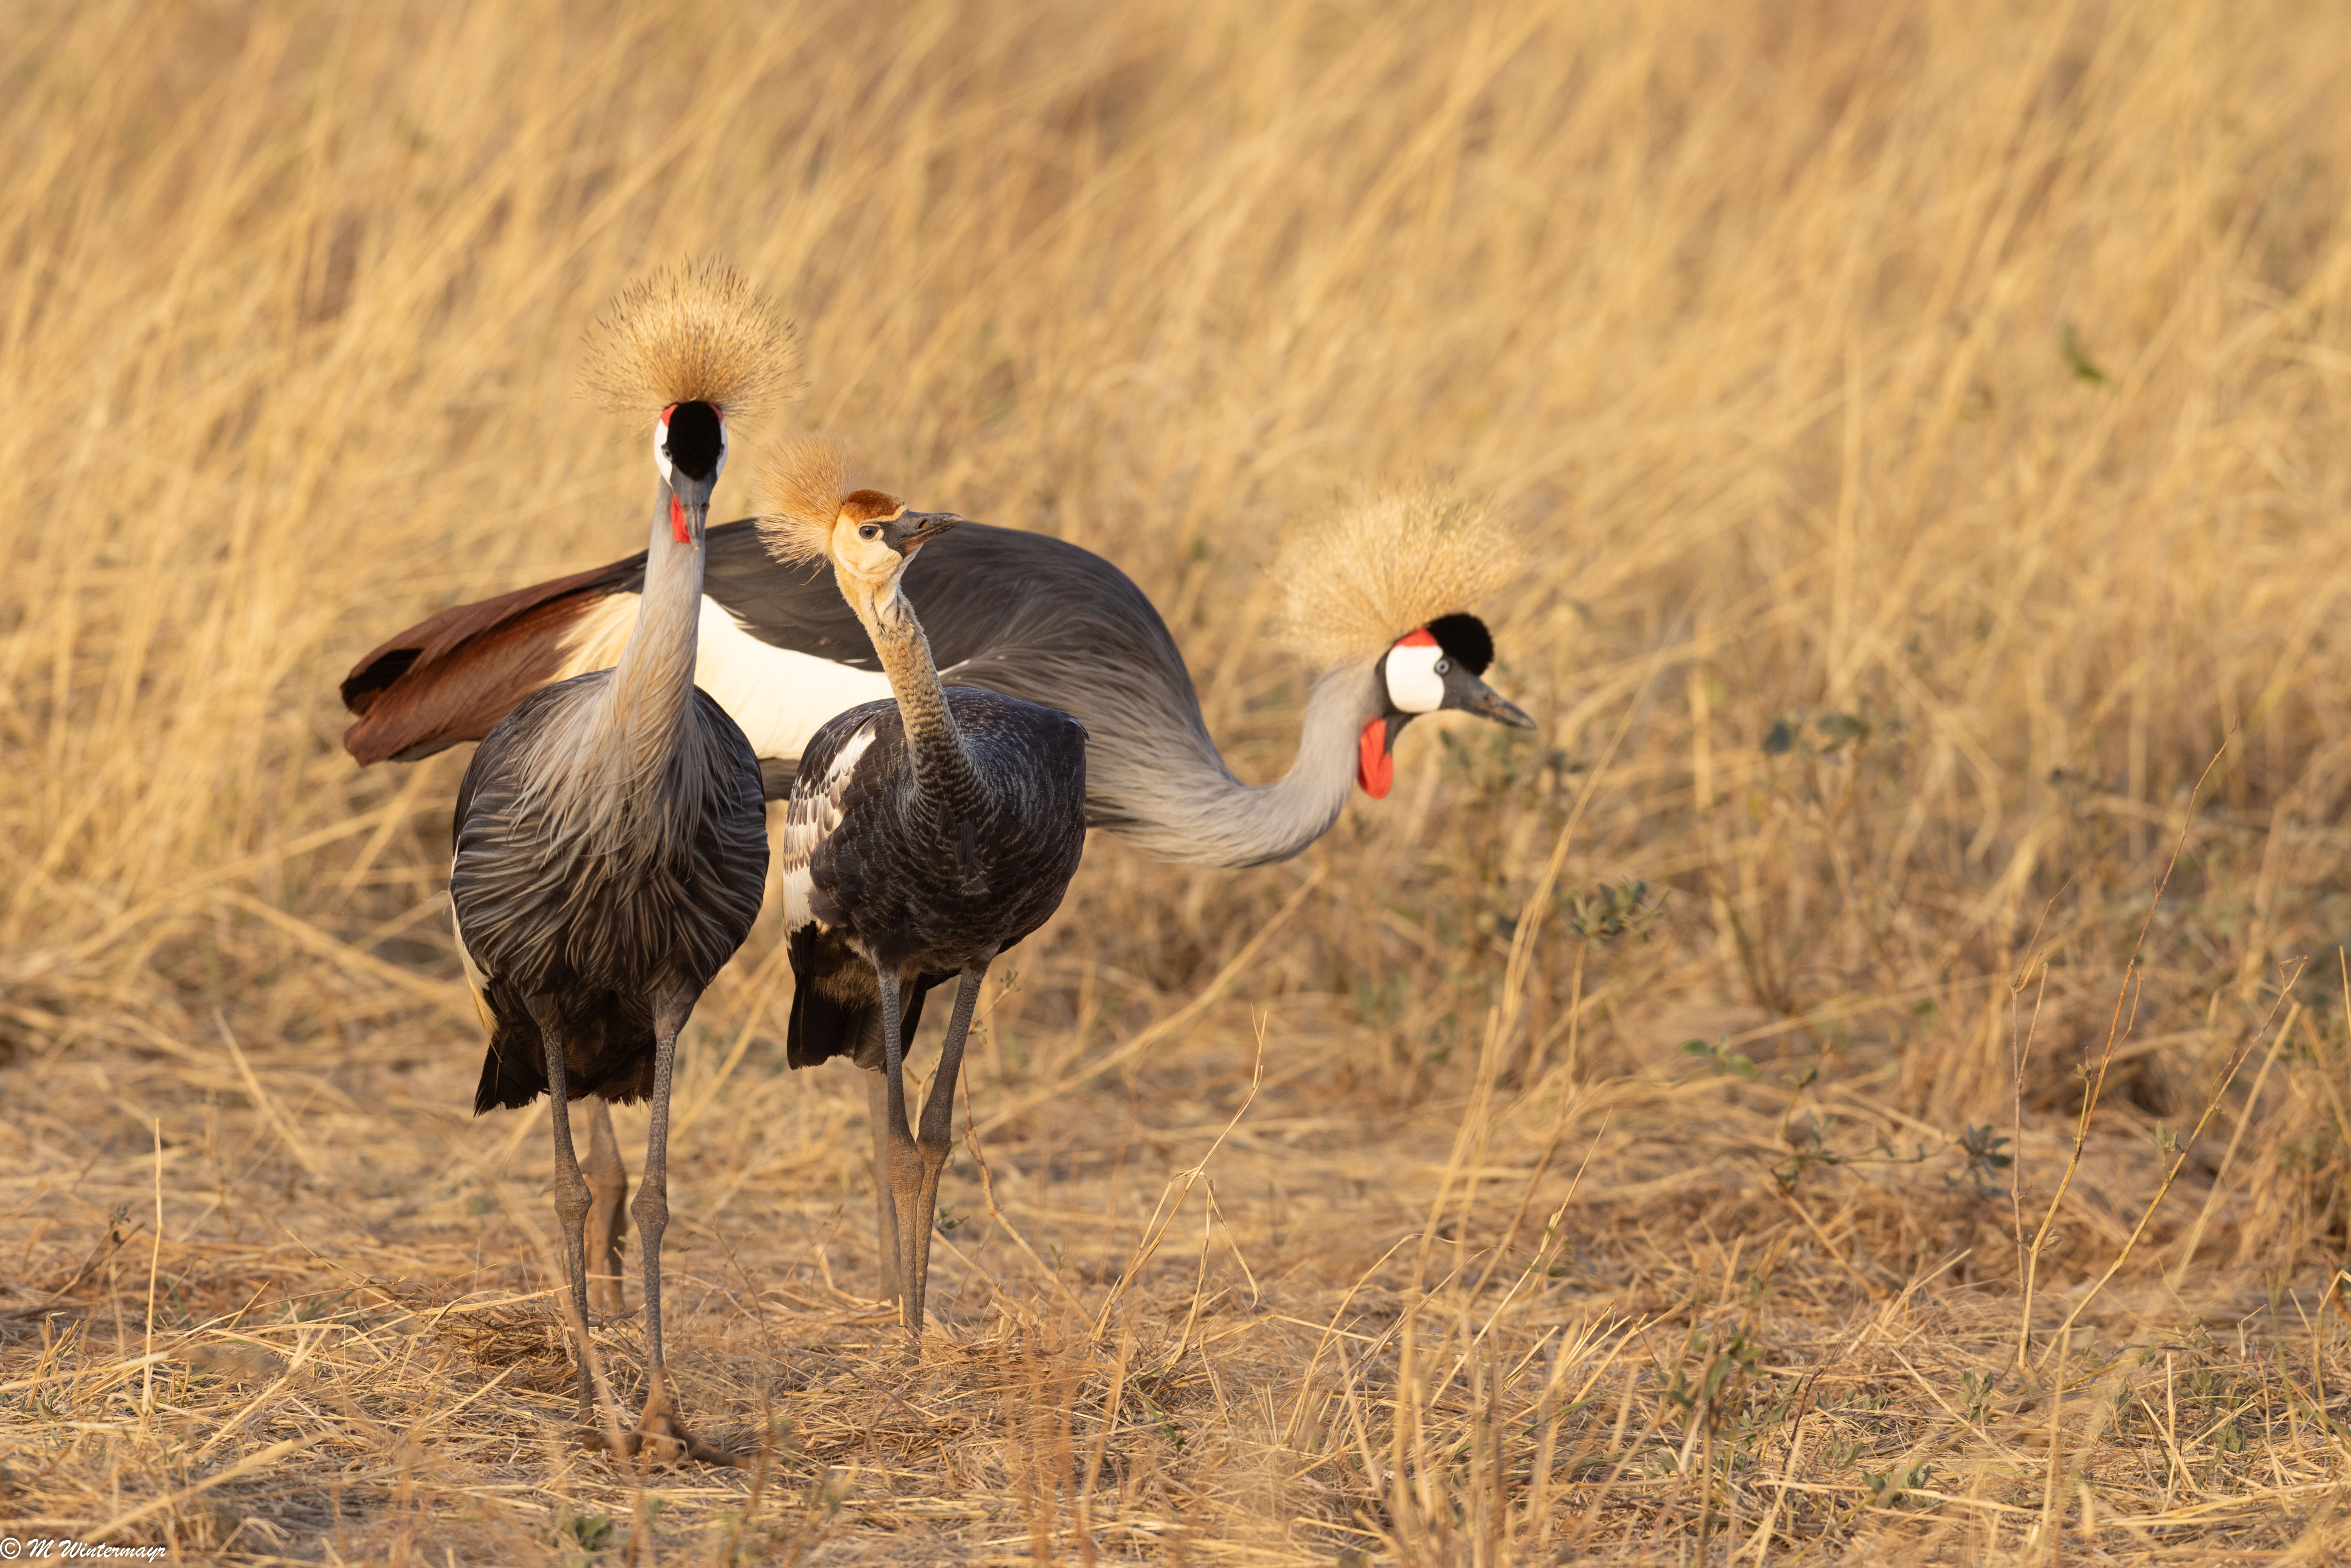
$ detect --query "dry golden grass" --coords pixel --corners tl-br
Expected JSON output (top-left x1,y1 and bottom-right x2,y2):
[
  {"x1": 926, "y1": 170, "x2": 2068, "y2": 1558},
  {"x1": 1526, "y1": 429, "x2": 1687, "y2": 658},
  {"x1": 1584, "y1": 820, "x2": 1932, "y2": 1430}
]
[{"x1": 9, "y1": 0, "x2": 2351, "y2": 1560}]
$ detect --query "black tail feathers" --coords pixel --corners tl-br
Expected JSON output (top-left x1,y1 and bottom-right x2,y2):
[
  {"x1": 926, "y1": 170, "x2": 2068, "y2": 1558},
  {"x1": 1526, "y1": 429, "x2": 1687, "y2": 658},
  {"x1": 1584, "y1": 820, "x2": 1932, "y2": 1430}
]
[
  {"x1": 472, "y1": 979, "x2": 658, "y2": 1113},
  {"x1": 785, "y1": 971, "x2": 938, "y2": 1071}
]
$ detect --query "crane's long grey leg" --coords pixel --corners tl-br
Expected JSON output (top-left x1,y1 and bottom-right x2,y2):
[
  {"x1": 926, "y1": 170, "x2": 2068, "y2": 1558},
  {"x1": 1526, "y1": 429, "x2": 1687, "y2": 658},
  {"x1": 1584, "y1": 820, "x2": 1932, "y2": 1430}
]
[
  {"x1": 864, "y1": 1066, "x2": 902, "y2": 1304},
  {"x1": 580, "y1": 1095, "x2": 629, "y2": 1314},
  {"x1": 904, "y1": 959, "x2": 991, "y2": 1337},
  {"x1": 875, "y1": 965, "x2": 924, "y2": 1340},
  {"x1": 635, "y1": 992, "x2": 686, "y2": 1458},
  {"x1": 528, "y1": 1002, "x2": 596, "y2": 1428},
  {"x1": 628, "y1": 986, "x2": 733, "y2": 1464}
]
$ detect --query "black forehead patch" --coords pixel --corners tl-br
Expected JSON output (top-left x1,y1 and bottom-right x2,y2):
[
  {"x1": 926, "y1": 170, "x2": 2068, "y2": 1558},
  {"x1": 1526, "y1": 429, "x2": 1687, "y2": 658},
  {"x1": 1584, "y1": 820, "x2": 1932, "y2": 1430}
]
[
  {"x1": 665, "y1": 402, "x2": 724, "y2": 480},
  {"x1": 1426, "y1": 613, "x2": 1493, "y2": 675}
]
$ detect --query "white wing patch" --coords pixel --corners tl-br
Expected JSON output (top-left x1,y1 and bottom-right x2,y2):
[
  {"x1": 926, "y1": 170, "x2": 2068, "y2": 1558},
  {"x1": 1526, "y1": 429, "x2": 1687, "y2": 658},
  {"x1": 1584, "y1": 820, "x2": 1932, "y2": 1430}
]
[
  {"x1": 560, "y1": 592, "x2": 896, "y2": 768},
  {"x1": 694, "y1": 599, "x2": 895, "y2": 760},
  {"x1": 779, "y1": 720, "x2": 877, "y2": 933}
]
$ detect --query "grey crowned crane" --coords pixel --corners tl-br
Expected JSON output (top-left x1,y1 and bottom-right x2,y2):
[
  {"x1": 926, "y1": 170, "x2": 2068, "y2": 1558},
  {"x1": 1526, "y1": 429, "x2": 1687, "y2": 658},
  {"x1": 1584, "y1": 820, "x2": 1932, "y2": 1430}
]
[
  {"x1": 450, "y1": 263, "x2": 785, "y2": 1462},
  {"x1": 339, "y1": 504, "x2": 1533, "y2": 869},
  {"x1": 761, "y1": 439, "x2": 1088, "y2": 1338}
]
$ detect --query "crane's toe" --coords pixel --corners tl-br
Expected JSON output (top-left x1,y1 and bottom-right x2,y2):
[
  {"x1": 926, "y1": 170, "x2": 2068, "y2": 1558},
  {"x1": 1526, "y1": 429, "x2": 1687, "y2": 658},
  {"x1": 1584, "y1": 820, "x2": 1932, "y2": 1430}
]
[
  {"x1": 578, "y1": 1377, "x2": 743, "y2": 1466},
  {"x1": 570, "y1": 1411, "x2": 741, "y2": 1467}
]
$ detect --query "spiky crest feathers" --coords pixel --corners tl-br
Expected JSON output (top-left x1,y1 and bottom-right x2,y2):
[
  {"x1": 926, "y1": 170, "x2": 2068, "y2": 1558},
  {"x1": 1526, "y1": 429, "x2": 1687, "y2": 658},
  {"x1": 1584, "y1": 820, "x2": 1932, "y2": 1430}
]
[
  {"x1": 755, "y1": 437, "x2": 906, "y2": 566},
  {"x1": 580, "y1": 260, "x2": 799, "y2": 422},
  {"x1": 1278, "y1": 491, "x2": 1519, "y2": 670}
]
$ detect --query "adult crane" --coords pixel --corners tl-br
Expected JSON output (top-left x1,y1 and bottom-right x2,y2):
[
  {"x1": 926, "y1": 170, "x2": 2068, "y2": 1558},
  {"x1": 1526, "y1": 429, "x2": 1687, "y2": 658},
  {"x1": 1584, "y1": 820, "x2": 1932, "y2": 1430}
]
[
  {"x1": 340, "y1": 507, "x2": 1533, "y2": 869},
  {"x1": 450, "y1": 262, "x2": 782, "y2": 1461},
  {"x1": 762, "y1": 438, "x2": 1088, "y2": 1338}
]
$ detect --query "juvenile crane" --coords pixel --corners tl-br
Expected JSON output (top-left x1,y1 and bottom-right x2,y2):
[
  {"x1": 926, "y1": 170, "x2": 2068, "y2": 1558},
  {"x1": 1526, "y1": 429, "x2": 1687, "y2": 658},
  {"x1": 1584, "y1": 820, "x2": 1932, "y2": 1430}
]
[
  {"x1": 451, "y1": 262, "x2": 785, "y2": 1460},
  {"x1": 761, "y1": 439, "x2": 1088, "y2": 1336}
]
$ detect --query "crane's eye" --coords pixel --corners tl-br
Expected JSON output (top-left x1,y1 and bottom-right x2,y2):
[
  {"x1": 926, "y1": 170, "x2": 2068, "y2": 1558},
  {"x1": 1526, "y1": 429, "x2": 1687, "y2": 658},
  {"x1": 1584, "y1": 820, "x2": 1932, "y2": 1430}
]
[
  {"x1": 859, "y1": 524, "x2": 881, "y2": 541},
  {"x1": 1435, "y1": 658, "x2": 1451, "y2": 675}
]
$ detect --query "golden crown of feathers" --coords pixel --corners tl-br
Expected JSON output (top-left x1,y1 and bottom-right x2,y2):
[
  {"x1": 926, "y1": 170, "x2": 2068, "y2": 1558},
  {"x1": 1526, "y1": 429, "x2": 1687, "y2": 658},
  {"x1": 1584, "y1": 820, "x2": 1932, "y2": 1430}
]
[
  {"x1": 579, "y1": 260, "x2": 799, "y2": 420},
  {"x1": 1278, "y1": 490, "x2": 1520, "y2": 667}
]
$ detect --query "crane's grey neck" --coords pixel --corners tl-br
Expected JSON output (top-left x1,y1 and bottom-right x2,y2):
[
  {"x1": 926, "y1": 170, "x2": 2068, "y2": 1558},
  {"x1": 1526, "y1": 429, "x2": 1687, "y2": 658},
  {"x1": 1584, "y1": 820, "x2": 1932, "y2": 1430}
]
[
  {"x1": 518, "y1": 482, "x2": 706, "y2": 853},
  {"x1": 1097, "y1": 663, "x2": 1382, "y2": 868},
  {"x1": 840, "y1": 565, "x2": 985, "y2": 815},
  {"x1": 604, "y1": 485, "x2": 703, "y2": 746}
]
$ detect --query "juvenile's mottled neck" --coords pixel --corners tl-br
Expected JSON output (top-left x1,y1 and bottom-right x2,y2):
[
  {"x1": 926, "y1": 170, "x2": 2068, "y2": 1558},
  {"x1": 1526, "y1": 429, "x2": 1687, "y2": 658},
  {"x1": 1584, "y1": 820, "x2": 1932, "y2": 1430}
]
[{"x1": 839, "y1": 563, "x2": 983, "y2": 815}]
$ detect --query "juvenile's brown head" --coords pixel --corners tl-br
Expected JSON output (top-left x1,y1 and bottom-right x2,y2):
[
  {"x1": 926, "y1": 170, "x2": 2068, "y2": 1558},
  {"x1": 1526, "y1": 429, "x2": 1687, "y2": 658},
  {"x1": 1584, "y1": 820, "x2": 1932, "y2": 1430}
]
[{"x1": 757, "y1": 439, "x2": 962, "y2": 601}]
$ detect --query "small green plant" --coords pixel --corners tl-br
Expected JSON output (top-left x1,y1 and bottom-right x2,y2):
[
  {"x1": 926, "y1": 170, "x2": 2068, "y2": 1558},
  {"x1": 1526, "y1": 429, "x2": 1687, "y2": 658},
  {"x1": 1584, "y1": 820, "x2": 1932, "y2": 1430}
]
[
  {"x1": 1682, "y1": 1036, "x2": 1758, "y2": 1079},
  {"x1": 1863, "y1": 1460, "x2": 1933, "y2": 1509},
  {"x1": 1776, "y1": 1112, "x2": 1927, "y2": 1193},
  {"x1": 557, "y1": 1511, "x2": 613, "y2": 1563},
  {"x1": 1759, "y1": 709, "x2": 1893, "y2": 759},
  {"x1": 2062, "y1": 323, "x2": 2111, "y2": 386},
  {"x1": 1954, "y1": 1124, "x2": 2012, "y2": 1197},
  {"x1": 1563, "y1": 879, "x2": 1667, "y2": 944},
  {"x1": 934, "y1": 1204, "x2": 963, "y2": 1237},
  {"x1": 1352, "y1": 971, "x2": 1407, "y2": 1026},
  {"x1": 1815, "y1": 711, "x2": 1870, "y2": 750},
  {"x1": 1775, "y1": 1113, "x2": 1839, "y2": 1190},
  {"x1": 1958, "y1": 1368, "x2": 1998, "y2": 1424},
  {"x1": 1652, "y1": 1323, "x2": 1767, "y2": 1475}
]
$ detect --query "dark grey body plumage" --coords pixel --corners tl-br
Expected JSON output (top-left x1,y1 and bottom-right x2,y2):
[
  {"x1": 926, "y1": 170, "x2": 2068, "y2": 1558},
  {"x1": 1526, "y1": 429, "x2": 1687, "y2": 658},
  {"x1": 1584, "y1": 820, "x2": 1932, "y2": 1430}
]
[
  {"x1": 784, "y1": 687, "x2": 1088, "y2": 1071},
  {"x1": 455, "y1": 675, "x2": 768, "y2": 1111}
]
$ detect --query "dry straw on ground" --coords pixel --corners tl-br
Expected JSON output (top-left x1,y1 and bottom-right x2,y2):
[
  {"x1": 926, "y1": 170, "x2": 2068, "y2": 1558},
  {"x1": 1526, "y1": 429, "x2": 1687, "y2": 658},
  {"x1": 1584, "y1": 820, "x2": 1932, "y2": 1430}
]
[{"x1": 6, "y1": 0, "x2": 2351, "y2": 1562}]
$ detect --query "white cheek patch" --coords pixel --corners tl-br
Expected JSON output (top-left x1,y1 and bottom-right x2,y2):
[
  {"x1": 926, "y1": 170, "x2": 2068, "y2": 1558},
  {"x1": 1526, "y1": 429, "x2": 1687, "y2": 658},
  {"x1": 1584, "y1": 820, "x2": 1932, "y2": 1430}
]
[
  {"x1": 653, "y1": 412, "x2": 722, "y2": 489},
  {"x1": 1384, "y1": 641, "x2": 1447, "y2": 714}
]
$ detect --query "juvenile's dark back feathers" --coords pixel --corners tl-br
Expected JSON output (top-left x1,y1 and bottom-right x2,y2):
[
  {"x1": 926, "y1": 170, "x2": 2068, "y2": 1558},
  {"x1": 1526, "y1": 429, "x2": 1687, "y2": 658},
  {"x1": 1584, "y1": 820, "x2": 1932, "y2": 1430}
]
[{"x1": 781, "y1": 688, "x2": 1088, "y2": 1070}]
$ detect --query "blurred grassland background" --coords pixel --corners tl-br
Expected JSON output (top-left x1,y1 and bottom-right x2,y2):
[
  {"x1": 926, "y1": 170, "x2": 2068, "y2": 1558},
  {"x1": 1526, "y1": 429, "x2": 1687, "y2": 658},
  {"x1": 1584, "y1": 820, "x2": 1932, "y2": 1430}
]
[{"x1": 8, "y1": 0, "x2": 2351, "y2": 1561}]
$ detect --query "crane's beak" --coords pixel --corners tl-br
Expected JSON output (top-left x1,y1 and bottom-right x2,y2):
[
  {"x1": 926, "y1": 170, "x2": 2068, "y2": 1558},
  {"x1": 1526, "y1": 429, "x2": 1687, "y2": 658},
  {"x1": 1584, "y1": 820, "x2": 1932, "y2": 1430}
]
[
  {"x1": 887, "y1": 511, "x2": 963, "y2": 558},
  {"x1": 668, "y1": 471, "x2": 718, "y2": 546},
  {"x1": 1443, "y1": 669, "x2": 1535, "y2": 729}
]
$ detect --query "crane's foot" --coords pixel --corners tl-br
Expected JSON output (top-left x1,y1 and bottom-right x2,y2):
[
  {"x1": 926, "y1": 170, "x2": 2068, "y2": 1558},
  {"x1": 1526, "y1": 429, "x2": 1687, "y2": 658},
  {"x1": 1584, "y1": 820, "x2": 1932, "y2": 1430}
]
[
  {"x1": 569, "y1": 1395, "x2": 741, "y2": 1466},
  {"x1": 569, "y1": 1422, "x2": 741, "y2": 1467}
]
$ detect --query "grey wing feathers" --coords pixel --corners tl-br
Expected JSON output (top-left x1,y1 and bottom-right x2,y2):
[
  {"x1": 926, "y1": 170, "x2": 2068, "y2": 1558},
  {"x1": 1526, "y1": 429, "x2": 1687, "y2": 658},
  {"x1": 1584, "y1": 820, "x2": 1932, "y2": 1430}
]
[{"x1": 452, "y1": 676, "x2": 768, "y2": 1111}]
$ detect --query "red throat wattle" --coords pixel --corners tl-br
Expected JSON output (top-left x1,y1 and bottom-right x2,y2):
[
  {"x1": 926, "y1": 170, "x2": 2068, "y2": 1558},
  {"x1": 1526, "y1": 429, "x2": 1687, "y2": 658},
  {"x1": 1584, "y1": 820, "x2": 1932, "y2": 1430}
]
[
  {"x1": 1357, "y1": 719, "x2": 1394, "y2": 798},
  {"x1": 670, "y1": 494, "x2": 690, "y2": 544}
]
